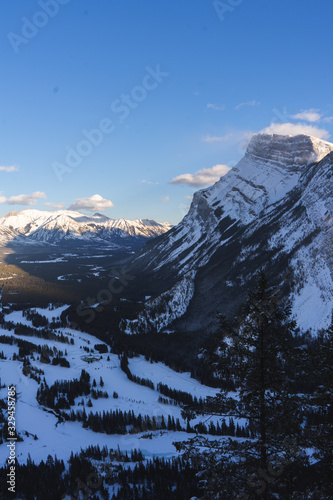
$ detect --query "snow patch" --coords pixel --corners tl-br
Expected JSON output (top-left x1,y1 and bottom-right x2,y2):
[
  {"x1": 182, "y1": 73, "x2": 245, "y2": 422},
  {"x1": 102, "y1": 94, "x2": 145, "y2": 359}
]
[{"x1": 121, "y1": 272, "x2": 196, "y2": 334}]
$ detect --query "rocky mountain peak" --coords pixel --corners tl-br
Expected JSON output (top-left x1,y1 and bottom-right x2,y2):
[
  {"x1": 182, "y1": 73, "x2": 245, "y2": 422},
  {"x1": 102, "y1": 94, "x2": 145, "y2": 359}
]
[
  {"x1": 130, "y1": 133, "x2": 333, "y2": 334},
  {"x1": 245, "y1": 133, "x2": 333, "y2": 170}
]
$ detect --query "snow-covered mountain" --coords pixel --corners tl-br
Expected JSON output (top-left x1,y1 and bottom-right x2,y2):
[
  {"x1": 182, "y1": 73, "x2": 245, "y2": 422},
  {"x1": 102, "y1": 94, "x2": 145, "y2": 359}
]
[
  {"x1": 0, "y1": 209, "x2": 172, "y2": 248},
  {"x1": 127, "y1": 133, "x2": 333, "y2": 334}
]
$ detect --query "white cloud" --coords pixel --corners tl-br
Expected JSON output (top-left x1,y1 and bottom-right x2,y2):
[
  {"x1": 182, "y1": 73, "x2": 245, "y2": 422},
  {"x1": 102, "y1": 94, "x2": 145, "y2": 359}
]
[
  {"x1": 291, "y1": 109, "x2": 322, "y2": 123},
  {"x1": 44, "y1": 202, "x2": 65, "y2": 209},
  {"x1": 235, "y1": 100, "x2": 260, "y2": 110},
  {"x1": 323, "y1": 116, "x2": 333, "y2": 123},
  {"x1": 161, "y1": 196, "x2": 170, "y2": 203},
  {"x1": 170, "y1": 164, "x2": 231, "y2": 188},
  {"x1": 261, "y1": 122, "x2": 330, "y2": 140},
  {"x1": 0, "y1": 191, "x2": 47, "y2": 206},
  {"x1": 207, "y1": 103, "x2": 225, "y2": 111},
  {"x1": 185, "y1": 195, "x2": 193, "y2": 200},
  {"x1": 0, "y1": 166, "x2": 18, "y2": 172},
  {"x1": 68, "y1": 194, "x2": 114, "y2": 212}
]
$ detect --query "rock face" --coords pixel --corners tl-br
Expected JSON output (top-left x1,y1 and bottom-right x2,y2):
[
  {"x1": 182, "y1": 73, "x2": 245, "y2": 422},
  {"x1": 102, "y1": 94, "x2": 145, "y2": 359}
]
[
  {"x1": 128, "y1": 134, "x2": 333, "y2": 334},
  {"x1": 0, "y1": 209, "x2": 172, "y2": 249}
]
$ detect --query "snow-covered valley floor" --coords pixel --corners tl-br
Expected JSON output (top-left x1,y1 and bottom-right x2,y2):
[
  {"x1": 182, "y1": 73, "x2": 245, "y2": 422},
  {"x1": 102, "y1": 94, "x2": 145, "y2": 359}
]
[{"x1": 0, "y1": 305, "x2": 223, "y2": 468}]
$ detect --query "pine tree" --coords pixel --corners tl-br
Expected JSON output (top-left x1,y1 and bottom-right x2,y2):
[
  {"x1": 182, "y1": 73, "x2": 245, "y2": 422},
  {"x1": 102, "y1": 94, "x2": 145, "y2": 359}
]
[
  {"x1": 303, "y1": 320, "x2": 333, "y2": 497},
  {"x1": 176, "y1": 271, "x2": 308, "y2": 499},
  {"x1": 230, "y1": 272, "x2": 304, "y2": 469}
]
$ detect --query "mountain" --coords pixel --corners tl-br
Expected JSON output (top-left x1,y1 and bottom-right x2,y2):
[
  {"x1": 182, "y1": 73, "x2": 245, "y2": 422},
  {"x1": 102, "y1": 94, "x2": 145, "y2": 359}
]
[
  {"x1": 0, "y1": 209, "x2": 172, "y2": 249},
  {"x1": 123, "y1": 133, "x2": 333, "y2": 335}
]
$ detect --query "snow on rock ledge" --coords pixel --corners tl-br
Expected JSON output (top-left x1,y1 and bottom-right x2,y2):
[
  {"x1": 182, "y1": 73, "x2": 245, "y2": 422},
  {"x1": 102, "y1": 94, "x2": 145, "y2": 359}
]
[
  {"x1": 120, "y1": 271, "x2": 196, "y2": 334},
  {"x1": 245, "y1": 133, "x2": 333, "y2": 169},
  {"x1": 133, "y1": 133, "x2": 333, "y2": 278}
]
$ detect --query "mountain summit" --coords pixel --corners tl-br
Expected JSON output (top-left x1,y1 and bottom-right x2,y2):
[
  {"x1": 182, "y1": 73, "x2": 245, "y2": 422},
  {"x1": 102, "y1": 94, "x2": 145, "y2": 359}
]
[{"x1": 126, "y1": 134, "x2": 333, "y2": 335}]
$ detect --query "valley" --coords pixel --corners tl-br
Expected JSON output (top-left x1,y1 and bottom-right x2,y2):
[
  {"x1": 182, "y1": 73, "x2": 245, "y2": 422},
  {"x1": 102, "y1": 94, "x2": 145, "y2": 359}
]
[
  {"x1": 2, "y1": 1, "x2": 332, "y2": 496},
  {"x1": 0, "y1": 246, "x2": 133, "y2": 306},
  {"x1": 0, "y1": 210, "x2": 171, "y2": 306},
  {"x1": 0, "y1": 133, "x2": 332, "y2": 498},
  {"x1": 0, "y1": 302, "x2": 226, "y2": 498}
]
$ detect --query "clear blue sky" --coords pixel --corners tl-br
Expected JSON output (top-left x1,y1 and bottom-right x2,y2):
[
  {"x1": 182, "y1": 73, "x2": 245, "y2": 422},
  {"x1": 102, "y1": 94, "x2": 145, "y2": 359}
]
[{"x1": 1, "y1": 0, "x2": 332, "y2": 224}]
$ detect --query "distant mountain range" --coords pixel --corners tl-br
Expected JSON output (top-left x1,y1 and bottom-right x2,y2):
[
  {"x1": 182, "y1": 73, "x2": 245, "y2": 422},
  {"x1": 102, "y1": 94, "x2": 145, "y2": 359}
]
[
  {"x1": 0, "y1": 209, "x2": 172, "y2": 249},
  {"x1": 123, "y1": 133, "x2": 333, "y2": 335}
]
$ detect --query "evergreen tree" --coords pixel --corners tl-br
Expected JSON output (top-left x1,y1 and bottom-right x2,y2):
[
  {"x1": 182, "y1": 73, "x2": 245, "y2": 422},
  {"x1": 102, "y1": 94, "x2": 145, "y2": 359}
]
[
  {"x1": 309, "y1": 321, "x2": 333, "y2": 464},
  {"x1": 301, "y1": 320, "x2": 333, "y2": 498},
  {"x1": 177, "y1": 270, "x2": 308, "y2": 499}
]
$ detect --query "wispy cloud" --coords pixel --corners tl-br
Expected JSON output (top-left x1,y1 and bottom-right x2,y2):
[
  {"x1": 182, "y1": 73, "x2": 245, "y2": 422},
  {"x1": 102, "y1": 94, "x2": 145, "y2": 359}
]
[
  {"x1": 235, "y1": 100, "x2": 260, "y2": 110},
  {"x1": 0, "y1": 165, "x2": 19, "y2": 172},
  {"x1": 161, "y1": 196, "x2": 170, "y2": 203},
  {"x1": 44, "y1": 202, "x2": 65, "y2": 209},
  {"x1": 261, "y1": 122, "x2": 330, "y2": 140},
  {"x1": 207, "y1": 103, "x2": 225, "y2": 111},
  {"x1": 291, "y1": 109, "x2": 322, "y2": 123},
  {"x1": 170, "y1": 164, "x2": 231, "y2": 188},
  {"x1": 0, "y1": 191, "x2": 46, "y2": 206},
  {"x1": 68, "y1": 194, "x2": 114, "y2": 212},
  {"x1": 141, "y1": 179, "x2": 159, "y2": 185},
  {"x1": 202, "y1": 131, "x2": 255, "y2": 150},
  {"x1": 279, "y1": 107, "x2": 333, "y2": 125},
  {"x1": 202, "y1": 133, "x2": 234, "y2": 143}
]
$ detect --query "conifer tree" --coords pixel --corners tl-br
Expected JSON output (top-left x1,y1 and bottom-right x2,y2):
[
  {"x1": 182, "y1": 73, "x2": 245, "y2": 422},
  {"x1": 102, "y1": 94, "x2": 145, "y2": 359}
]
[
  {"x1": 304, "y1": 319, "x2": 333, "y2": 496},
  {"x1": 176, "y1": 270, "x2": 308, "y2": 499}
]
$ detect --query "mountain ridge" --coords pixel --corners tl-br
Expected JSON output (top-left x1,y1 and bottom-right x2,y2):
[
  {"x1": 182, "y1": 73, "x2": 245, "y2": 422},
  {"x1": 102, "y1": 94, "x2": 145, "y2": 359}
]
[
  {"x1": 0, "y1": 209, "x2": 172, "y2": 248},
  {"x1": 125, "y1": 133, "x2": 333, "y2": 335}
]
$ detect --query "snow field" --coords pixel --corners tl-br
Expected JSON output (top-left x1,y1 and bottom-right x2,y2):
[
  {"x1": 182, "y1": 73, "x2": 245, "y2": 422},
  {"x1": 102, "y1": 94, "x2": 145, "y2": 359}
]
[{"x1": 0, "y1": 306, "x2": 226, "y2": 466}]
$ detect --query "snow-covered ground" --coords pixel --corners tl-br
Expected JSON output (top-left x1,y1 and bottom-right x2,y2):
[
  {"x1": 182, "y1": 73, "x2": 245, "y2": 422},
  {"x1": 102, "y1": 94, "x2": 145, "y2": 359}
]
[
  {"x1": 128, "y1": 356, "x2": 218, "y2": 400},
  {"x1": 0, "y1": 305, "x2": 223, "y2": 467}
]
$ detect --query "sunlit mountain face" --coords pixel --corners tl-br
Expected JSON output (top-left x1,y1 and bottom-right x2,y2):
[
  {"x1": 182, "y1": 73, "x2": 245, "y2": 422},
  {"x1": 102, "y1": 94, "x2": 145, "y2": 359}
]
[{"x1": 124, "y1": 134, "x2": 333, "y2": 335}]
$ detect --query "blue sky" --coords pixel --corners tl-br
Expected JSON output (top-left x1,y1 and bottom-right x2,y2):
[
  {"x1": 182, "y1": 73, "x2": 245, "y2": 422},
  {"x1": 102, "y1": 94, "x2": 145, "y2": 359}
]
[{"x1": 1, "y1": 0, "x2": 332, "y2": 224}]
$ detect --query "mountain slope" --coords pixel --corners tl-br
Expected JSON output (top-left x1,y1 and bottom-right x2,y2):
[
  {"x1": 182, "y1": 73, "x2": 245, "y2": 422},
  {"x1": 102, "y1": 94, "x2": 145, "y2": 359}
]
[{"x1": 126, "y1": 134, "x2": 333, "y2": 334}]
